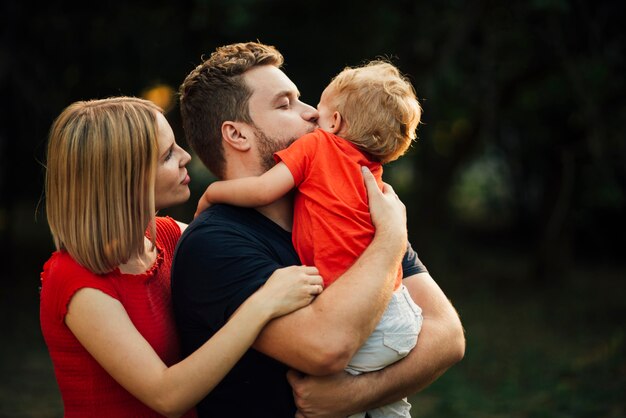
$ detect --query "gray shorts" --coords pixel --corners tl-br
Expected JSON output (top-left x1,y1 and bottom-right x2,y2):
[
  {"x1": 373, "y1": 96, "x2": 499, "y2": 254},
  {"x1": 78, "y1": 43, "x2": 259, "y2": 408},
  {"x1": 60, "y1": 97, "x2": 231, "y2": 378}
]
[
  {"x1": 347, "y1": 284, "x2": 423, "y2": 374},
  {"x1": 346, "y1": 284, "x2": 423, "y2": 418}
]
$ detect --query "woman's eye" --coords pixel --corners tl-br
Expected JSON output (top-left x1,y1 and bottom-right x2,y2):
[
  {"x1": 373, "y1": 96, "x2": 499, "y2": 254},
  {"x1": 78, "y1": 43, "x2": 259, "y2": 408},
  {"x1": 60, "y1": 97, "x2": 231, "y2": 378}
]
[{"x1": 164, "y1": 148, "x2": 173, "y2": 161}]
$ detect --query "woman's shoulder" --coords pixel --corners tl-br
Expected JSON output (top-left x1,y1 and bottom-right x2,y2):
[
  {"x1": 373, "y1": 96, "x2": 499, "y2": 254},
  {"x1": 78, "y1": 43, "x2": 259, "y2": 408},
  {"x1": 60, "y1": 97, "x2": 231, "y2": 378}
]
[
  {"x1": 42, "y1": 250, "x2": 95, "y2": 279},
  {"x1": 155, "y1": 216, "x2": 183, "y2": 256},
  {"x1": 41, "y1": 251, "x2": 116, "y2": 289},
  {"x1": 40, "y1": 251, "x2": 119, "y2": 321},
  {"x1": 155, "y1": 216, "x2": 181, "y2": 235}
]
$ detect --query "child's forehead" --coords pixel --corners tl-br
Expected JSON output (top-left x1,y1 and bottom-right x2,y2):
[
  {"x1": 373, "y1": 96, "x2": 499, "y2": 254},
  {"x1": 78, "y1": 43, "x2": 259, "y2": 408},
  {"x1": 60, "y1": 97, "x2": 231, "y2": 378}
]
[
  {"x1": 320, "y1": 84, "x2": 341, "y2": 101},
  {"x1": 320, "y1": 84, "x2": 333, "y2": 96}
]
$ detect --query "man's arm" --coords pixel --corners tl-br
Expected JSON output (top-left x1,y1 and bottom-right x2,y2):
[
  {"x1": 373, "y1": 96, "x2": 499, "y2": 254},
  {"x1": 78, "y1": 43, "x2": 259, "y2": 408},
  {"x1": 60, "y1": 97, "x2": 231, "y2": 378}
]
[
  {"x1": 253, "y1": 167, "x2": 408, "y2": 376},
  {"x1": 287, "y1": 272, "x2": 466, "y2": 417}
]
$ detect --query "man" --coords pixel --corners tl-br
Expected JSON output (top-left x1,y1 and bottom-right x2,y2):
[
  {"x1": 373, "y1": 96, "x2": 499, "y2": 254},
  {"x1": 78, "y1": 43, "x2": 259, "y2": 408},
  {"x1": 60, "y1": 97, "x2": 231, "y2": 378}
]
[{"x1": 172, "y1": 41, "x2": 465, "y2": 417}]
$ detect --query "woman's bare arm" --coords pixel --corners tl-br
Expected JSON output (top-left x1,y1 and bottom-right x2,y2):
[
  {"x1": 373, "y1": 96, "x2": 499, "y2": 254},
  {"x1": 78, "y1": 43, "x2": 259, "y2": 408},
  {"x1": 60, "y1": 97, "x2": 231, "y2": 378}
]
[{"x1": 65, "y1": 265, "x2": 323, "y2": 418}]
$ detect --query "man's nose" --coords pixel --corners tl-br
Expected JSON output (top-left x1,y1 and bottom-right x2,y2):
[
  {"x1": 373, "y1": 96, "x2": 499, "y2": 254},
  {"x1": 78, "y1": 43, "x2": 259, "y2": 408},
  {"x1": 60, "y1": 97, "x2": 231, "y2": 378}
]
[{"x1": 302, "y1": 103, "x2": 319, "y2": 123}]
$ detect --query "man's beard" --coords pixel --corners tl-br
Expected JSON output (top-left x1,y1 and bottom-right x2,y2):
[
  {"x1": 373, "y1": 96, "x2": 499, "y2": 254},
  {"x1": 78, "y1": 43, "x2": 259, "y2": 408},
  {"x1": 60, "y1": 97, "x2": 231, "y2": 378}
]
[{"x1": 254, "y1": 127, "x2": 299, "y2": 172}]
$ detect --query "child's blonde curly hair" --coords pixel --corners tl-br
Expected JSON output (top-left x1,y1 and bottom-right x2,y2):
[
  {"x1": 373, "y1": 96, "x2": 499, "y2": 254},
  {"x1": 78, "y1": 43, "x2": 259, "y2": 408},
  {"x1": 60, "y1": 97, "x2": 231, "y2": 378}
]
[{"x1": 328, "y1": 60, "x2": 422, "y2": 164}]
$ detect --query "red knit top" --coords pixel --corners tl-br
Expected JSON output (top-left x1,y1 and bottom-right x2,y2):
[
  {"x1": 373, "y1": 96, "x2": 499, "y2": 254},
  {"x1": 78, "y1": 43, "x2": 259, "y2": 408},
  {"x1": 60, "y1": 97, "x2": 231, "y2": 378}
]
[
  {"x1": 275, "y1": 129, "x2": 402, "y2": 288},
  {"x1": 39, "y1": 216, "x2": 196, "y2": 418}
]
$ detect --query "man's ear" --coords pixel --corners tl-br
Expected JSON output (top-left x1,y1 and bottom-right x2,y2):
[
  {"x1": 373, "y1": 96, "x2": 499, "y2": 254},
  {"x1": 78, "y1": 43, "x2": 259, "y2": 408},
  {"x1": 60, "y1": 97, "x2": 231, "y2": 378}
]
[
  {"x1": 221, "y1": 121, "x2": 252, "y2": 151},
  {"x1": 328, "y1": 111, "x2": 343, "y2": 135}
]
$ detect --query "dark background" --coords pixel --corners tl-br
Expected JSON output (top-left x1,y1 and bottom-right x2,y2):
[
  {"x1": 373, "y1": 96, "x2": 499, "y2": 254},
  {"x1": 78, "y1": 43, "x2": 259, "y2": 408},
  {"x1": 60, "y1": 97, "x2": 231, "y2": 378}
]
[{"x1": 1, "y1": 1, "x2": 624, "y2": 417}]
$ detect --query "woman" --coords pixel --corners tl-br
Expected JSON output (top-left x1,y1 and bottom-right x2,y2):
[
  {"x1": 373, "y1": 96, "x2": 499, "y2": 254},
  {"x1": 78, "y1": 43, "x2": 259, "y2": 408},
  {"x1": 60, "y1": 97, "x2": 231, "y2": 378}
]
[{"x1": 39, "y1": 97, "x2": 323, "y2": 418}]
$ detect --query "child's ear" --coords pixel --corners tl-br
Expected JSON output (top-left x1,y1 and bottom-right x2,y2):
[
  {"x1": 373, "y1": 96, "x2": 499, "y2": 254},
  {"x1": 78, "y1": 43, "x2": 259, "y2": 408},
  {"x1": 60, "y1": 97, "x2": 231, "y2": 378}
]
[
  {"x1": 329, "y1": 111, "x2": 343, "y2": 135},
  {"x1": 221, "y1": 121, "x2": 252, "y2": 151}
]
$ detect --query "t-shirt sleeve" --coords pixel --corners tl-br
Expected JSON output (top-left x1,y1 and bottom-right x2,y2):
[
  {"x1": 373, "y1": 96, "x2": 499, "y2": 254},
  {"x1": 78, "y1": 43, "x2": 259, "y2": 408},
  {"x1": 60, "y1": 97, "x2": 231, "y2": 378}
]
[
  {"x1": 274, "y1": 131, "x2": 319, "y2": 186},
  {"x1": 402, "y1": 241, "x2": 428, "y2": 278}
]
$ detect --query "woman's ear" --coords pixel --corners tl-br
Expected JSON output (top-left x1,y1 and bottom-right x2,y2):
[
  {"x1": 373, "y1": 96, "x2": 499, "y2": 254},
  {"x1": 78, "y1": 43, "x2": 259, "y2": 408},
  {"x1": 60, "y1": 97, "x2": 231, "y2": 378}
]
[
  {"x1": 221, "y1": 121, "x2": 251, "y2": 151},
  {"x1": 328, "y1": 111, "x2": 343, "y2": 135}
]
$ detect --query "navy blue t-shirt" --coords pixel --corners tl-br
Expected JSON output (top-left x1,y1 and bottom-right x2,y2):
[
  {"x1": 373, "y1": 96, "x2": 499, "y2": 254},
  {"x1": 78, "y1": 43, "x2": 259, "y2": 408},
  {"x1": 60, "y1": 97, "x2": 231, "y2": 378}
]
[{"x1": 171, "y1": 204, "x2": 427, "y2": 418}]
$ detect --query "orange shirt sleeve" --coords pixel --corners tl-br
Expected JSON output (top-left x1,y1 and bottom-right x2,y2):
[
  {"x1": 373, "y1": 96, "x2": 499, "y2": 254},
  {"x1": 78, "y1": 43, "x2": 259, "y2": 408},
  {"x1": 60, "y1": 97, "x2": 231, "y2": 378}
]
[{"x1": 274, "y1": 130, "x2": 322, "y2": 186}]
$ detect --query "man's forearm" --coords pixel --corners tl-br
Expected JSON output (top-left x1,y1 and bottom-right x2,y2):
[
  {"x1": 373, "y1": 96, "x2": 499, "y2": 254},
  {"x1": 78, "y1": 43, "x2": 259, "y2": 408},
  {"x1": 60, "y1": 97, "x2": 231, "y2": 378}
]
[
  {"x1": 289, "y1": 273, "x2": 465, "y2": 416},
  {"x1": 343, "y1": 315, "x2": 464, "y2": 413},
  {"x1": 253, "y1": 230, "x2": 405, "y2": 375},
  {"x1": 346, "y1": 272, "x2": 465, "y2": 411}
]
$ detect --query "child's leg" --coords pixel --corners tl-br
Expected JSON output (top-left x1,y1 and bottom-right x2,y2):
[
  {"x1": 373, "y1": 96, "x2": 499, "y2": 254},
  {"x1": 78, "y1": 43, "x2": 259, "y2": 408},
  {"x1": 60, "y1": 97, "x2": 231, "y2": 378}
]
[
  {"x1": 346, "y1": 285, "x2": 423, "y2": 418},
  {"x1": 346, "y1": 399, "x2": 412, "y2": 418},
  {"x1": 346, "y1": 285, "x2": 423, "y2": 374},
  {"x1": 367, "y1": 399, "x2": 412, "y2": 418}
]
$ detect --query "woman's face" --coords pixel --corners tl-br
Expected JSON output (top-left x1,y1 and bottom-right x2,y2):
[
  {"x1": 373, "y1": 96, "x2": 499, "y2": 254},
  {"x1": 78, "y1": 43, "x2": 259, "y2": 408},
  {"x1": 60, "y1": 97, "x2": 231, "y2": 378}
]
[{"x1": 154, "y1": 112, "x2": 191, "y2": 210}]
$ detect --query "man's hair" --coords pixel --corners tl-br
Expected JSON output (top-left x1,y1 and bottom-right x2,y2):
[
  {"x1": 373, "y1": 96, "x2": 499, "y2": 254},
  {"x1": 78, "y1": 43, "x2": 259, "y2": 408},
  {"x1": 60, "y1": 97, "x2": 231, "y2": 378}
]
[
  {"x1": 45, "y1": 97, "x2": 161, "y2": 274},
  {"x1": 178, "y1": 42, "x2": 284, "y2": 178},
  {"x1": 328, "y1": 60, "x2": 422, "y2": 164}
]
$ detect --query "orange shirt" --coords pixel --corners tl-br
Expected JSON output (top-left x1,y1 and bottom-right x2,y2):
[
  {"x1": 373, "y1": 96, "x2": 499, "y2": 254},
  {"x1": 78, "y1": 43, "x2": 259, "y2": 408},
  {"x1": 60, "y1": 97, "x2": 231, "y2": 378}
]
[{"x1": 275, "y1": 129, "x2": 402, "y2": 288}]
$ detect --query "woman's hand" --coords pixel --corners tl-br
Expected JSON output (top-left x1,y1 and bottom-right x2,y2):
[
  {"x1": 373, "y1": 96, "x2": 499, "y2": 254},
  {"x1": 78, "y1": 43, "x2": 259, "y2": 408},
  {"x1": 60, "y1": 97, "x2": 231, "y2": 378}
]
[{"x1": 256, "y1": 266, "x2": 324, "y2": 318}]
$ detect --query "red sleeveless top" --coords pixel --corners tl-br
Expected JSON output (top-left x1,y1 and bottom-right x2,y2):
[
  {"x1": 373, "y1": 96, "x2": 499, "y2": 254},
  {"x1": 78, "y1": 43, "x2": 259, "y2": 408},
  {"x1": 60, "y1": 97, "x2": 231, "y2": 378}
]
[{"x1": 40, "y1": 216, "x2": 196, "y2": 417}]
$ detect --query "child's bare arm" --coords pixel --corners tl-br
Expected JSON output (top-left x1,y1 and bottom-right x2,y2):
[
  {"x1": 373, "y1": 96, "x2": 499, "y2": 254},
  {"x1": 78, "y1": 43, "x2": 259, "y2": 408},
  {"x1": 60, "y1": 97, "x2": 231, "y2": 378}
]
[{"x1": 195, "y1": 162, "x2": 295, "y2": 216}]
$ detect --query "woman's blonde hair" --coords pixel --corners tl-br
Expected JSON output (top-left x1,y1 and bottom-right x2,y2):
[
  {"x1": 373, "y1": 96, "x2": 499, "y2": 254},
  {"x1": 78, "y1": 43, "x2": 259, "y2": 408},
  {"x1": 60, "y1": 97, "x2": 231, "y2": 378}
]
[
  {"x1": 45, "y1": 97, "x2": 162, "y2": 274},
  {"x1": 327, "y1": 60, "x2": 422, "y2": 164}
]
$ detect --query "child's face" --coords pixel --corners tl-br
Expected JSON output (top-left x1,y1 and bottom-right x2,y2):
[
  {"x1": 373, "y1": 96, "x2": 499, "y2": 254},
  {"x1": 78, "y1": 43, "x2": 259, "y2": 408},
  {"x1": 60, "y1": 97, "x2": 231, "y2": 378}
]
[{"x1": 316, "y1": 86, "x2": 339, "y2": 133}]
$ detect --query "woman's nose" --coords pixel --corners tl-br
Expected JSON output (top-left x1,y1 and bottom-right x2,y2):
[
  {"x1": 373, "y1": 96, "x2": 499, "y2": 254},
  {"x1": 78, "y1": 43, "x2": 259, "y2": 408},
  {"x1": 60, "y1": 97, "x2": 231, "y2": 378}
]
[{"x1": 181, "y1": 149, "x2": 192, "y2": 167}]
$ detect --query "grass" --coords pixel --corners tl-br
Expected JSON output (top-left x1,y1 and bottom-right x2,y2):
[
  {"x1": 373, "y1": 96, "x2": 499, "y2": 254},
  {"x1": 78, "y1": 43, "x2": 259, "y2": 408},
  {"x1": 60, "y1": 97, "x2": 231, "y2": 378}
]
[
  {"x1": 0, "y1": 282, "x2": 62, "y2": 418},
  {"x1": 1, "y1": 243, "x2": 623, "y2": 417},
  {"x1": 407, "y1": 245, "x2": 625, "y2": 418}
]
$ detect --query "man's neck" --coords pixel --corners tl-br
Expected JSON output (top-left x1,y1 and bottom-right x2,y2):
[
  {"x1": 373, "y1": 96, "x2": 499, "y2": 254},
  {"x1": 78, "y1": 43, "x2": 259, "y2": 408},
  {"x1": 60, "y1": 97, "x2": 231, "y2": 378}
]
[
  {"x1": 222, "y1": 152, "x2": 294, "y2": 230},
  {"x1": 255, "y1": 193, "x2": 294, "y2": 232}
]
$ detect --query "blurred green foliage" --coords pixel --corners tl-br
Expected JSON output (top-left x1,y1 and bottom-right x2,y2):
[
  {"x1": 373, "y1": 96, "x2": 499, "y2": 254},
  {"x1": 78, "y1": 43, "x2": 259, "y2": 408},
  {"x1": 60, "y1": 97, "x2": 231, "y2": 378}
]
[
  {"x1": 2, "y1": 1, "x2": 624, "y2": 275},
  {"x1": 0, "y1": 0, "x2": 624, "y2": 416}
]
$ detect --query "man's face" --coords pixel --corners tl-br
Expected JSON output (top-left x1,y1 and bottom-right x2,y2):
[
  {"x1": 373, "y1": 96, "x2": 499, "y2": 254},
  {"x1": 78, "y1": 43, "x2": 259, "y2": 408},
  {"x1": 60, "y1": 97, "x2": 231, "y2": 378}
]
[{"x1": 243, "y1": 65, "x2": 318, "y2": 170}]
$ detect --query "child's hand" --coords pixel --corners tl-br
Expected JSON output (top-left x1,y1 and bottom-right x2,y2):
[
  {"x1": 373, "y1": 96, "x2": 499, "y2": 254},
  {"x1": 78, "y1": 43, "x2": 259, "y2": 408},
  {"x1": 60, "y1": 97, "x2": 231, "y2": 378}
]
[
  {"x1": 256, "y1": 266, "x2": 324, "y2": 318},
  {"x1": 194, "y1": 191, "x2": 213, "y2": 218}
]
